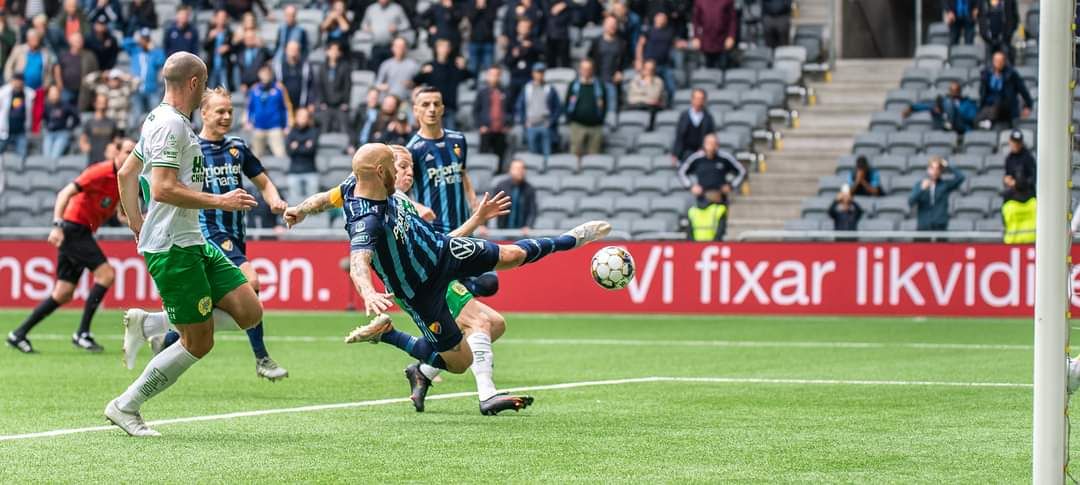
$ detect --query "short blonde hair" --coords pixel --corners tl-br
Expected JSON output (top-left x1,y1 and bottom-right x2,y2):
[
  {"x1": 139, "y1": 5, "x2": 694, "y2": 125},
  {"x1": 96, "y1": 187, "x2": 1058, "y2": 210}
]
[{"x1": 201, "y1": 86, "x2": 231, "y2": 109}]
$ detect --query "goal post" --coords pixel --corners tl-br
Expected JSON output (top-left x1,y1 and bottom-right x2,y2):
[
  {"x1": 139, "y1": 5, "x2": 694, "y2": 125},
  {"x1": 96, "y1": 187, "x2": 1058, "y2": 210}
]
[{"x1": 1033, "y1": 0, "x2": 1076, "y2": 483}]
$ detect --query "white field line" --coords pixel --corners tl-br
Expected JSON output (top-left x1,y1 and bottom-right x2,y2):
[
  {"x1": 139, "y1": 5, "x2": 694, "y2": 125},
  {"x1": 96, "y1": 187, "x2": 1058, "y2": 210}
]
[
  {"x1": 0, "y1": 376, "x2": 1030, "y2": 443},
  {"x1": 23, "y1": 333, "x2": 1032, "y2": 351}
]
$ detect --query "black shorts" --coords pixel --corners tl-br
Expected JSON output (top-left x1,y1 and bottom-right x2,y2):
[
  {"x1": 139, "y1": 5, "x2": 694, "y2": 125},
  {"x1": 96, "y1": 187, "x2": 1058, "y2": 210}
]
[
  {"x1": 206, "y1": 232, "x2": 247, "y2": 267},
  {"x1": 401, "y1": 237, "x2": 501, "y2": 352},
  {"x1": 56, "y1": 222, "x2": 107, "y2": 283}
]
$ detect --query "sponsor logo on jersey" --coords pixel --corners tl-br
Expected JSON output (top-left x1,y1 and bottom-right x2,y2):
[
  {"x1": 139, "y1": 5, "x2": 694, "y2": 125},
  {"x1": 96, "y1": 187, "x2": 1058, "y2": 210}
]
[
  {"x1": 197, "y1": 295, "x2": 212, "y2": 316},
  {"x1": 428, "y1": 322, "x2": 441, "y2": 334},
  {"x1": 450, "y1": 238, "x2": 478, "y2": 260},
  {"x1": 425, "y1": 161, "x2": 463, "y2": 186}
]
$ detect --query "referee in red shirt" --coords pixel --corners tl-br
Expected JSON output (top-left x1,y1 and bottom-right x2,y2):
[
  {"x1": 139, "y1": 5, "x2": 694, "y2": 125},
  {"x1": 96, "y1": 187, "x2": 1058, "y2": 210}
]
[{"x1": 6, "y1": 139, "x2": 135, "y2": 353}]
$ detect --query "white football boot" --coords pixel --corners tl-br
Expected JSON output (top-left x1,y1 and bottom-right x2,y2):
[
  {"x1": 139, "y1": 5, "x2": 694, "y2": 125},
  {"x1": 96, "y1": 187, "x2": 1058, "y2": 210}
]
[
  {"x1": 345, "y1": 314, "x2": 394, "y2": 344},
  {"x1": 564, "y1": 220, "x2": 612, "y2": 248},
  {"x1": 256, "y1": 357, "x2": 289, "y2": 381},
  {"x1": 122, "y1": 309, "x2": 149, "y2": 370},
  {"x1": 104, "y1": 399, "x2": 160, "y2": 437}
]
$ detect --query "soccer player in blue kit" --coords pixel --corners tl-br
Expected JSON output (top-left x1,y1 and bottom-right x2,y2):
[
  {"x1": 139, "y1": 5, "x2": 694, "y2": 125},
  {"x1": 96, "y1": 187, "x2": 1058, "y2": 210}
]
[
  {"x1": 123, "y1": 87, "x2": 290, "y2": 381},
  {"x1": 284, "y1": 144, "x2": 610, "y2": 411}
]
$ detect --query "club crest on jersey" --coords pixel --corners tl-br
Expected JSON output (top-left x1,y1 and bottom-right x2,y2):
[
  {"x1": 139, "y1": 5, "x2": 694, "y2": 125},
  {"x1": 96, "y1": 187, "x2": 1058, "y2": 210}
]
[
  {"x1": 229, "y1": 147, "x2": 240, "y2": 158},
  {"x1": 428, "y1": 322, "x2": 441, "y2": 334},
  {"x1": 452, "y1": 144, "x2": 461, "y2": 158},
  {"x1": 197, "y1": 296, "x2": 212, "y2": 316},
  {"x1": 221, "y1": 239, "x2": 233, "y2": 251},
  {"x1": 450, "y1": 238, "x2": 478, "y2": 260}
]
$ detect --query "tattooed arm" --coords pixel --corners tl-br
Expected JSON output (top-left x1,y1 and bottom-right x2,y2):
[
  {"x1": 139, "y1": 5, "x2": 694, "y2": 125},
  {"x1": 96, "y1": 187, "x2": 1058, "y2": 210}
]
[
  {"x1": 283, "y1": 189, "x2": 338, "y2": 228},
  {"x1": 349, "y1": 249, "x2": 394, "y2": 315}
]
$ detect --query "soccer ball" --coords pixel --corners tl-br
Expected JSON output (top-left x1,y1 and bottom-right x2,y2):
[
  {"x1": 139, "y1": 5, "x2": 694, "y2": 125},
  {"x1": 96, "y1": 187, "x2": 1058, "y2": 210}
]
[{"x1": 590, "y1": 246, "x2": 635, "y2": 290}]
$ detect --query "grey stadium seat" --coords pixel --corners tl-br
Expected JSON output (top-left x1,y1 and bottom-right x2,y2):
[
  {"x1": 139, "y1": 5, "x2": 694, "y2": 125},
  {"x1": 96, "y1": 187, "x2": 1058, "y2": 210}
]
[
  {"x1": 934, "y1": 67, "x2": 969, "y2": 91},
  {"x1": 581, "y1": 154, "x2": 615, "y2": 176},
  {"x1": 577, "y1": 196, "x2": 614, "y2": 219},
  {"x1": 261, "y1": 156, "x2": 289, "y2": 172},
  {"x1": 633, "y1": 176, "x2": 671, "y2": 196},
  {"x1": 785, "y1": 218, "x2": 822, "y2": 231},
  {"x1": 596, "y1": 174, "x2": 635, "y2": 196},
  {"x1": 927, "y1": 22, "x2": 950, "y2": 45},
  {"x1": 861, "y1": 219, "x2": 897, "y2": 231},
  {"x1": 538, "y1": 195, "x2": 577, "y2": 218},
  {"x1": 900, "y1": 68, "x2": 934, "y2": 91},
  {"x1": 470, "y1": 153, "x2": 499, "y2": 175},
  {"x1": 949, "y1": 44, "x2": 983, "y2": 69},
  {"x1": 655, "y1": 110, "x2": 682, "y2": 132},
  {"x1": 613, "y1": 195, "x2": 651, "y2": 218},
  {"x1": 650, "y1": 196, "x2": 689, "y2": 217},
  {"x1": 835, "y1": 154, "x2": 858, "y2": 174},
  {"x1": 708, "y1": 88, "x2": 740, "y2": 112},
  {"x1": 801, "y1": 195, "x2": 833, "y2": 218},
  {"x1": 545, "y1": 154, "x2": 579, "y2": 176},
  {"x1": 962, "y1": 130, "x2": 998, "y2": 155},
  {"x1": 873, "y1": 154, "x2": 907, "y2": 176},
  {"x1": 818, "y1": 174, "x2": 846, "y2": 195},
  {"x1": 513, "y1": 152, "x2": 546, "y2": 173},
  {"x1": 635, "y1": 132, "x2": 670, "y2": 156},
  {"x1": 741, "y1": 46, "x2": 773, "y2": 70},
  {"x1": 529, "y1": 174, "x2": 560, "y2": 195},
  {"x1": 672, "y1": 89, "x2": 694, "y2": 111},
  {"x1": 650, "y1": 155, "x2": 678, "y2": 176},
  {"x1": 889, "y1": 174, "x2": 922, "y2": 194},
  {"x1": 903, "y1": 111, "x2": 935, "y2": 132},
  {"x1": 56, "y1": 154, "x2": 85, "y2": 172},
  {"x1": 874, "y1": 197, "x2": 910, "y2": 222},
  {"x1": 611, "y1": 154, "x2": 647, "y2": 176},
  {"x1": 631, "y1": 218, "x2": 673, "y2": 236},
  {"x1": 690, "y1": 69, "x2": 723, "y2": 89},
  {"x1": 558, "y1": 175, "x2": 595, "y2": 197},
  {"x1": 915, "y1": 44, "x2": 948, "y2": 65},
  {"x1": 953, "y1": 195, "x2": 989, "y2": 220},
  {"x1": 533, "y1": 215, "x2": 562, "y2": 230},
  {"x1": 24, "y1": 154, "x2": 51, "y2": 171},
  {"x1": 885, "y1": 89, "x2": 917, "y2": 111},
  {"x1": 948, "y1": 219, "x2": 975, "y2": 231},
  {"x1": 976, "y1": 218, "x2": 1005, "y2": 232},
  {"x1": 869, "y1": 111, "x2": 903, "y2": 133},
  {"x1": 968, "y1": 174, "x2": 1002, "y2": 196},
  {"x1": 756, "y1": 69, "x2": 788, "y2": 93},
  {"x1": 923, "y1": 131, "x2": 958, "y2": 156},
  {"x1": 852, "y1": 132, "x2": 887, "y2": 156},
  {"x1": 887, "y1": 131, "x2": 923, "y2": 156},
  {"x1": 715, "y1": 131, "x2": 749, "y2": 153},
  {"x1": 327, "y1": 154, "x2": 352, "y2": 171},
  {"x1": 950, "y1": 154, "x2": 984, "y2": 174},
  {"x1": 723, "y1": 68, "x2": 758, "y2": 91},
  {"x1": 29, "y1": 172, "x2": 54, "y2": 191},
  {"x1": 618, "y1": 110, "x2": 651, "y2": 130}
]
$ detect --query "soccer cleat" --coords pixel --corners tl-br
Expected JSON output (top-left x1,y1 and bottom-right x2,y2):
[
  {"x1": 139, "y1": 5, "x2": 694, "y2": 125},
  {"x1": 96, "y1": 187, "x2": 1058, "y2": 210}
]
[
  {"x1": 72, "y1": 332, "x2": 104, "y2": 353},
  {"x1": 404, "y1": 362, "x2": 432, "y2": 412},
  {"x1": 6, "y1": 332, "x2": 33, "y2": 353},
  {"x1": 345, "y1": 314, "x2": 394, "y2": 344},
  {"x1": 104, "y1": 399, "x2": 161, "y2": 437},
  {"x1": 479, "y1": 393, "x2": 534, "y2": 416},
  {"x1": 256, "y1": 357, "x2": 289, "y2": 381},
  {"x1": 122, "y1": 309, "x2": 149, "y2": 370},
  {"x1": 564, "y1": 220, "x2": 612, "y2": 248},
  {"x1": 1069, "y1": 357, "x2": 1080, "y2": 395}
]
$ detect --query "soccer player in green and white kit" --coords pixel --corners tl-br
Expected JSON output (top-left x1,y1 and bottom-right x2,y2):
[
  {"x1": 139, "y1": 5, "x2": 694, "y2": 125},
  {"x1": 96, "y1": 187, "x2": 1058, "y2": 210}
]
[{"x1": 104, "y1": 52, "x2": 265, "y2": 437}]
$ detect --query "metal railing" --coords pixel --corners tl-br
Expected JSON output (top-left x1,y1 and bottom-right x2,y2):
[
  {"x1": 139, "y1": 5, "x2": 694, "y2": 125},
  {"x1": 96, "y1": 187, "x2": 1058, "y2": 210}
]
[{"x1": 736, "y1": 229, "x2": 1024, "y2": 242}]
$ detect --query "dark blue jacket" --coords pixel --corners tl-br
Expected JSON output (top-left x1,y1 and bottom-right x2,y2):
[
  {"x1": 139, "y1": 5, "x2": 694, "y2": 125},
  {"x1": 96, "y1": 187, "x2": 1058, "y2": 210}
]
[
  {"x1": 908, "y1": 168, "x2": 966, "y2": 230},
  {"x1": 979, "y1": 66, "x2": 1033, "y2": 121},
  {"x1": 944, "y1": 0, "x2": 978, "y2": 19},
  {"x1": 163, "y1": 22, "x2": 199, "y2": 56}
]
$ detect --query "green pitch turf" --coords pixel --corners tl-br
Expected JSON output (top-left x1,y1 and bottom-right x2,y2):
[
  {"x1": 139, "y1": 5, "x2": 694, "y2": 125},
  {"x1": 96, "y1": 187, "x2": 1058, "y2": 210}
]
[{"x1": 0, "y1": 309, "x2": 1066, "y2": 482}]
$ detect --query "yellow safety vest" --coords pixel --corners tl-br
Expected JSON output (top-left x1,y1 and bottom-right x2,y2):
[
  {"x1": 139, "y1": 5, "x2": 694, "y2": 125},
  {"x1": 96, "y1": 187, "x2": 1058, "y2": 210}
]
[
  {"x1": 1001, "y1": 197, "x2": 1036, "y2": 244},
  {"x1": 688, "y1": 203, "x2": 728, "y2": 241}
]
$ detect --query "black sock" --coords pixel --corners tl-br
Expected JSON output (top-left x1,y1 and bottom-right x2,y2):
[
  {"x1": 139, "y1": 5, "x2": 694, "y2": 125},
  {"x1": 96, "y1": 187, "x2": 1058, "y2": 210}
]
[
  {"x1": 13, "y1": 297, "x2": 61, "y2": 338},
  {"x1": 77, "y1": 284, "x2": 109, "y2": 335}
]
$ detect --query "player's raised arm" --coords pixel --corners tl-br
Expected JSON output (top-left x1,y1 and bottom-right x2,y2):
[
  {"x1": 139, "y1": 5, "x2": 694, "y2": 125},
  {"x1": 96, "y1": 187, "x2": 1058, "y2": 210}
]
[
  {"x1": 448, "y1": 191, "x2": 511, "y2": 237},
  {"x1": 349, "y1": 249, "x2": 393, "y2": 316},
  {"x1": 249, "y1": 173, "x2": 288, "y2": 214},
  {"x1": 284, "y1": 188, "x2": 338, "y2": 227},
  {"x1": 117, "y1": 151, "x2": 145, "y2": 237},
  {"x1": 150, "y1": 166, "x2": 256, "y2": 211}
]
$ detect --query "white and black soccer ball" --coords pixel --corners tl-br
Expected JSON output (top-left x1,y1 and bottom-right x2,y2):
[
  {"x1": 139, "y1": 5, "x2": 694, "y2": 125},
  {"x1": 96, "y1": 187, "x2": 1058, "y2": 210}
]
[{"x1": 590, "y1": 246, "x2": 635, "y2": 290}]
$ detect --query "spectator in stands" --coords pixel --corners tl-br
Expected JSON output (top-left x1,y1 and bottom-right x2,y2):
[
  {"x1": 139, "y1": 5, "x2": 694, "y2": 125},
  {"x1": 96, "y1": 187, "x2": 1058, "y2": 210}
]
[
  {"x1": 122, "y1": 28, "x2": 165, "y2": 127},
  {"x1": 761, "y1": 0, "x2": 792, "y2": 48},
  {"x1": 286, "y1": 107, "x2": 319, "y2": 202},
  {"x1": 354, "y1": 87, "x2": 381, "y2": 147},
  {"x1": 0, "y1": 73, "x2": 33, "y2": 159},
  {"x1": 163, "y1": 5, "x2": 198, "y2": 56},
  {"x1": 589, "y1": 15, "x2": 628, "y2": 110},
  {"x1": 977, "y1": 50, "x2": 1032, "y2": 128},
  {"x1": 87, "y1": 0, "x2": 123, "y2": 31},
  {"x1": 85, "y1": 14, "x2": 118, "y2": 71},
  {"x1": 678, "y1": 133, "x2": 745, "y2": 204},
  {"x1": 124, "y1": 0, "x2": 158, "y2": 37},
  {"x1": 493, "y1": 159, "x2": 538, "y2": 232},
  {"x1": 53, "y1": 31, "x2": 97, "y2": 108},
  {"x1": 366, "y1": 93, "x2": 411, "y2": 145},
  {"x1": 1002, "y1": 129, "x2": 1035, "y2": 201},
  {"x1": 544, "y1": 0, "x2": 573, "y2": 68},
  {"x1": 978, "y1": 0, "x2": 1019, "y2": 63},
  {"x1": 52, "y1": 0, "x2": 89, "y2": 40},
  {"x1": 505, "y1": 17, "x2": 542, "y2": 107},
  {"x1": 312, "y1": 42, "x2": 353, "y2": 134},
  {"x1": 565, "y1": 58, "x2": 607, "y2": 158},
  {"x1": 909, "y1": 156, "x2": 966, "y2": 231},
  {"x1": 904, "y1": 81, "x2": 978, "y2": 134},
  {"x1": 204, "y1": 9, "x2": 235, "y2": 90},
  {"x1": 273, "y1": 5, "x2": 310, "y2": 63},
  {"x1": 246, "y1": 65, "x2": 291, "y2": 157},
  {"x1": 421, "y1": 0, "x2": 463, "y2": 54},
  {"x1": 636, "y1": 11, "x2": 681, "y2": 104},
  {"x1": 375, "y1": 37, "x2": 420, "y2": 103},
  {"x1": 413, "y1": 38, "x2": 470, "y2": 130},
  {"x1": 610, "y1": 0, "x2": 641, "y2": 52},
  {"x1": 515, "y1": 62, "x2": 561, "y2": 162},
  {"x1": 501, "y1": 0, "x2": 543, "y2": 45},
  {"x1": 42, "y1": 85, "x2": 79, "y2": 158},
  {"x1": 625, "y1": 58, "x2": 665, "y2": 130},
  {"x1": 672, "y1": 88, "x2": 715, "y2": 163},
  {"x1": 474, "y1": 65, "x2": 511, "y2": 170},
  {"x1": 465, "y1": 0, "x2": 498, "y2": 79},
  {"x1": 828, "y1": 185, "x2": 864, "y2": 231},
  {"x1": 237, "y1": 28, "x2": 271, "y2": 91},
  {"x1": 321, "y1": 0, "x2": 352, "y2": 53},
  {"x1": 692, "y1": 0, "x2": 737, "y2": 69},
  {"x1": 218, "y1": 0, "x2": 269, "y2": 21},
  {"x1": 4, "y1": 29, "x2": 53, "y2": 94},
  {"x1": 274, "y1": 41, "x2": 313, "y2": 115},
  {"x1": 945, "y1": 0, "x2": 979, "y2": 45},
  {"x1": 80, "y1": 94, "x2": 116, "y2": 164},
  {"x1": 362, "y1": 0, "x2": 410, "y2": 71},
  {"x1": 83, "y1": 69, "x2": 135, "y2": 131},
  {"x1": 846, "y1": 155, "x2": 883, "y2": 196},
  {"x1": 0, "y1": 13, "x2": 17, "y2": 83}
]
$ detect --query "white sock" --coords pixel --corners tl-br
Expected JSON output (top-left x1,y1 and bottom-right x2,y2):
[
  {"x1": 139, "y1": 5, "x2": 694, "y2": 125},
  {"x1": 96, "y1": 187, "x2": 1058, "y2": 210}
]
[
  {"x1": 419, "y1": 363, "x2": 441, "y2": 380},
  {"x1": 143, "y1": 311, "x2": 170, "y2": 338},
  {"x1": 467, "y1": 332, "x2": 497, "y2": 401},
  {"x1": 116, "y1": 342, "x2": 199, "y2": 412},
  {"x1": 212, "y1": 309, "x2": 242, "y2": 331}
]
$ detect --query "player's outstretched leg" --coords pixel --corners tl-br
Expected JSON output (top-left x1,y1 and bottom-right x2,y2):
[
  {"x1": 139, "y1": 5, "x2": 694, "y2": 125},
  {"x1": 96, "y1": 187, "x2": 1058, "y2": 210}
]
[
  {"x1": 346, "y1": 314, "x2": 451, "y2": 370},
  {"x1": 494, "y1": 221, "x2": 611, "y2": 271},
  {"x1": 122, "y1": 307, "x2": 256, "y2": 369}
]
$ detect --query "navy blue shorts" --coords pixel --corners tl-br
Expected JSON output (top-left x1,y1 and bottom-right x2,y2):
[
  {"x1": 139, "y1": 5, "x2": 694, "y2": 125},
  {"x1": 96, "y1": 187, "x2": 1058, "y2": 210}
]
[
  {"x1": 206, "y1": 232, "x2": 247, "y2": 267},
  {"x1": 401, "y1": 237, "x2": 500, "y2": 352}
]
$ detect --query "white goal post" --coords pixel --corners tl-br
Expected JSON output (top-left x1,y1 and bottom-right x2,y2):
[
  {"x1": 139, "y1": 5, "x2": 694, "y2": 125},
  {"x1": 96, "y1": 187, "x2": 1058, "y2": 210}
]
[{"x1": 1033, "y1": 0, "x2": 1076, "y2": 483}]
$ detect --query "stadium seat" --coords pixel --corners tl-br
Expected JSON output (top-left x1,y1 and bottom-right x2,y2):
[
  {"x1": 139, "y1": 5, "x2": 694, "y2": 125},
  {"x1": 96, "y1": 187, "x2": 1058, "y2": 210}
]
[
  {"x1": 817, "y1": 174, "x2": 846, "y2": 195},
  {"x1": 887, "y1": 132, "x2": 923, "y2": 156},
  {"x1": 24, "y1": 154, "x2": 50, "y2": 171},
  {"x1": 318, "y1": 133, "x2": 349, "y2": 150},
  {"x1": 630, "y1": 218, "x2": 672, "y2": 236},
  {"x1": 558, "y1": 175, "x2": 595, "y2": 198},
  {"x1": 714, "y1": 132, "x2": 748, "y2": 154},
  {"x1": 948, "y1": 219, "x2": 975, "y2": 231},
  {"x1": 861, "y1": 219, "x2": 896, "y2": 231},
  {"x1": 873, "y1": 197, "x2": 910, "y2": 222},
  {"x1": 983, "y1": 154, "x2": 1006, "y2": 173},
  {"x1": 581, "y1": 154, "x2": 615, "y2": 176},
  {"x1": 546, "y1": 68, "x2": 576, "y2": 85},
  {"x1": 903, "y1": 111, "x2": 935, "y2": 132},
  {"x1": 612, "y1": 195, "x2": 651, "y2": 218},
  {"x1": 853, "y1": 132, "x2": 887, "y2": 156},
  {"x1": 800, "y1": 195, "x2": 833, "y2": 219},
  {"x1": 649, "y1": 196, "x2": 689, "y2": 218},
  {"x1": 923, "y1": 131, "x2": 958, "y2": 156},
  {"x1": 707, "y1": 88, "x2": 740, "y2": 112},
  {"x1": 884, "y1": 89, "x2": 917, "y2": 111},
  {"x1": 533, "y1": 215, "x2": 562, "y2": 230},
  {"x1": 915, "y1": 44, "x2": 948, "y2": 67},
  {"x1": 949, "y1": 44, "x2": 982, "y2": 69},
  {"x1": 835, "y1": 154, "x2": 858, "y2": 175},
  {"x1": 968, "y1": 174, "x2": 1002, "y2": 196},
  {"x1": 950, "y1": 154, "x2": 984, "y2": 174},
  {"x1": 634, "y1": 132, "x2": 670, "y2": 156},
  {"x1": 976, "y1": 217, "x2": 1005, "y2": 232},
  {"x1": 672, "y1": 89, "x2": 694, "y2": 111},
  {"x1": 962, "y1": 130, "x2": 998, "y2": 155},
  {"x1": 794, "y1": 24, "x2": 824, "y2": 61},
  {"x1": 55, "y1": 155, "x2": 84, "y2": 172},
  {"x1": 513, "y1": 152, "x2": 545, "y2": 173},
  {"x1": 633, "y1": 176, "x2": 670, "y2": 196},
  {"x1": 654, "y1": 110, "x2": 681, "y2": 132},
  {"x1": 739, "y1": 89, "x2": 776, "y2": 111},
  {"x1": 610, "y1": 154, "x2": 648, "y2": 176},
  {"x1": 651, "y1": 155, "x2": 679, "y2": 176},
  {"x1": 529, "y1": 174, "x2": 560, "y2": 196},
  {"x1": 873, "y1": 154, "x2": 908, "y2": 177},
  {"x1": 927, "y1": 22, "x2": 950, "y2": 45},
  {"x1": 596, "y1": 174, "x2": 635, "y2": 197},
  {"x1": 545, "y1": 154, "x2": 579, "y2": 176},
  {"x1": 618, "y1": 111, "x2": 651, "y2": 131},
  {"x1": 785, "y1": 218, "x2": 822, "y2": 231},
  {"x1": 690, "y1": 69, "x2": 724, "y2": 89},
  {"x1": 774, "y1": 45, "x2": 807, "y2": 64},
  {"x1": 538, "y1": 195, "x2": 577, "y2": 218},
  {"x1": 755, "y1": 69, "x2": 788, "y2": 93},
  {"x1": 900, "y1": 68, "x2": 934, "y2": 92},
  {"x1": 723, "y1": 68, "x2": 757, "y2": 91},
  {"x1": 888, "y1": 174, "x2": 922, "y2": 194},
  {"x1": 577, "y1": 196, "x2": 614, "y2": 219},
  {"x1": 605, "y1": 129, "x2": 634, "y2": 156},
  {"x1": 741, "y1": 46, "x2": 773, "y2": 70},
  {"x1": 953, "y1": 195, "x2": 989, "y2": 220},
  {"x1": 933, "y1": 67, "x2": 969, "y2": 91},
  {"x1": 869, "y1": 111, "x2": 903, "y2": 133},
  {"x1": 470, "y1": 153, "x2": 499, "y2": 175},
  {"x1": 1026, "y1": 6, "x2": 1040, "y2": 40}
]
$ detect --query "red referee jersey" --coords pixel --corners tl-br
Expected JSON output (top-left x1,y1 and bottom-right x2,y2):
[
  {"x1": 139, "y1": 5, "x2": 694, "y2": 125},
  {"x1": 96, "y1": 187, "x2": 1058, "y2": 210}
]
[{"x1": 62, "y1": 160, "x2": 120, "y2": 232}]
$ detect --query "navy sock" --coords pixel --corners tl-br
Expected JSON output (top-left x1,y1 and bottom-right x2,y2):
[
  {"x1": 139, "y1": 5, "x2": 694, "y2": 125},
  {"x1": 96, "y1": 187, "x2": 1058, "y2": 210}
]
[
  {"x1": 246, "y1": 322, "x2": 269, "y2": 360},
  {"x1": 163, "y1": 329, "x2": 180, "y2": 349},
  {"x1": 78, "y1": 284, "x2": 109, "y2": 335},
  {"x1": 13, "y1": 297, "x2": 61, "y2": 338},
  {"x1": 513, "y1": 235, "x2": 576, "y2": 264},
  {"x1": 379, "y1": 329, "x2": 447, "y2": 369}
]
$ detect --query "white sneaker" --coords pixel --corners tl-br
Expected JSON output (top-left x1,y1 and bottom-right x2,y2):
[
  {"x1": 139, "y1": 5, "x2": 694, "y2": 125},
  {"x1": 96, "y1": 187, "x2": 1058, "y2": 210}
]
[
  {"x1": 345, "y1": 314, "x2": 394, "y2": 344},
  {"x1": 1068, "y1": 357, "x2": 1080, "y2": 395},
  {"x1": 563, "y1": 220, "x2": 612, "y2": 248},
  {"x1": 104, "y1": 399, "x2": 160, "y2": 437},
  {"x1": 256, "y1": 357, "x2": 289, "y2": 381},
  {"x1": 122, "y1": 309, "x2": 148, "y2": 370}
]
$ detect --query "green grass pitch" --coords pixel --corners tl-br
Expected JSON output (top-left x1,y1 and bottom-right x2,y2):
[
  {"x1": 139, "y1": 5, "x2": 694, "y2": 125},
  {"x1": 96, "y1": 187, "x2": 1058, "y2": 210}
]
[{"x1": 0, "y1": 309, "x2": 1067, "y2": 482}]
